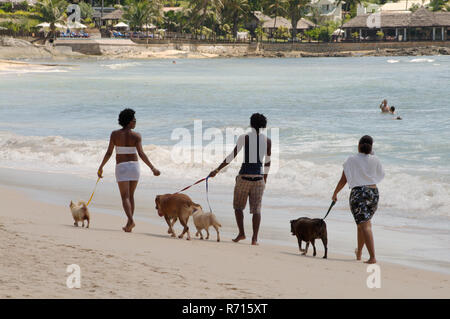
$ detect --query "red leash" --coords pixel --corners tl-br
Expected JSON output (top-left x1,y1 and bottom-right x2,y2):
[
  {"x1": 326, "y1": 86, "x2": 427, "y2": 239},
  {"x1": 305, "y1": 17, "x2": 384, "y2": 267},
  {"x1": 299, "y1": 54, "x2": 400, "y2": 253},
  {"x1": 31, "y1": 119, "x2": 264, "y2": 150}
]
[
  {"x1": 175, "y1": 176, "x2": 213, "y2": 213},
  {"x1": 175, "y1": 177, "x2": 207, "y2": 193}
]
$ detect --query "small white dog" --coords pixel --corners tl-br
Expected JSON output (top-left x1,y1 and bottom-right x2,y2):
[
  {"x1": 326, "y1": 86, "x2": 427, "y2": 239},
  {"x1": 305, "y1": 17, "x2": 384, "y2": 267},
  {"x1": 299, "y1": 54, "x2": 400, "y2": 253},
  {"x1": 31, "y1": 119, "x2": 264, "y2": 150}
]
[
  {"x1": 192, "y1": 207, "x2": 222, "y2": 242},
  {"x1": 69, "y1": 201, "x2": 90, "y2": 228}
]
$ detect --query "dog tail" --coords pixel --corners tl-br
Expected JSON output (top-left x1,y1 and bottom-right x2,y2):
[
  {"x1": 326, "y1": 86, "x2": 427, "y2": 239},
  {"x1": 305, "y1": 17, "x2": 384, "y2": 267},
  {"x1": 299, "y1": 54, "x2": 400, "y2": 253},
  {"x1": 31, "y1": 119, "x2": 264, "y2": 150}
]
[{"x1": 212, "y1": 215, "x2": 222, "y2": 227}]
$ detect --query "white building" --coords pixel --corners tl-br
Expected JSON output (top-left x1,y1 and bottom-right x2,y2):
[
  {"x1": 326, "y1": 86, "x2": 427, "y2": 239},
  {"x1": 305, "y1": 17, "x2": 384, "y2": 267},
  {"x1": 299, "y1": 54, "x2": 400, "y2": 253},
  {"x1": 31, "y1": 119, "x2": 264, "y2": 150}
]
[
  {"x1": 356, "y1": 3, "x2": 381, "y2": 16},
  {"x1": 309, "y1": 0, "x2": 343, "y2": 22},
  {"x1": 380, "y1": 0, "x2": 431, "y2": 12}
]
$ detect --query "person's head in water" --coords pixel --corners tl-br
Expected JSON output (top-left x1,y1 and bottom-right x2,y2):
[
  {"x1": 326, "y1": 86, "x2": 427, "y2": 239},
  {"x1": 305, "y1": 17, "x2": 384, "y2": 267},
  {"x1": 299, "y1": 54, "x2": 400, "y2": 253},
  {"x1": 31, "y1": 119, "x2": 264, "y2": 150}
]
[
  {"x1": 358, "y1": 135, "x2": 373, "y2": 155},
  {"x1": 250, "y1": 113, "x2": 267, "y2": 133},
  {"x1": 118, "y1": 108, "x2": 136, "y2": 129},
  {"x1": 390, "y1": 106, "x2": 395, "y2": 114}
]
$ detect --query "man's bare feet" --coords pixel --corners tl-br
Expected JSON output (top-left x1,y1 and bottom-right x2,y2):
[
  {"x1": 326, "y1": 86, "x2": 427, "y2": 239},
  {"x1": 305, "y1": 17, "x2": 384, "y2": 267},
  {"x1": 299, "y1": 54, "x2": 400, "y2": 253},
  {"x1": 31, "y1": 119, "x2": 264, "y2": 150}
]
[
  {"x1": 122, "y1": 221, "x2": 135, "y2": 233},
  {"x1": 251, "y1": 240, "x2": 259, "y2": 246},
  {"x1": 355, "y1": 248, "x2": 362, "y2": 261},
  {"x1": 232, "y1": 234, "x2": 246, "y2": 242},
  {"x1": 364, "y1": 258, "x2": 377, "y2": 264}
]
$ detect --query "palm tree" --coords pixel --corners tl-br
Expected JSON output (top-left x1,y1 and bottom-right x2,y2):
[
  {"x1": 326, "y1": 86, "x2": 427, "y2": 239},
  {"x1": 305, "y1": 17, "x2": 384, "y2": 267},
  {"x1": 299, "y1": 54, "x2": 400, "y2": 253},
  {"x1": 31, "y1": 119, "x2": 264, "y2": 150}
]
[
  {"x1": 35, "y1": 0, "x2": 68, "y2": 42},
  {"x1": 188, "y1": 0, "x2": 223, "y2": 35},
  {"x1": 222, "y1": 0, "x2": 250, "y2": 38},
  {"x1": 285, "y1": 0, "x2": 310, "y2": 40},
  {"x1": 124, "y1": 0, "x2": 162, "y2": 32},
  {"x1": 263, "y1": 0, "x2": 287, "y2": 30},
  {"x1": 336, "y1": 0, "x2": 362, "y2": 17}
]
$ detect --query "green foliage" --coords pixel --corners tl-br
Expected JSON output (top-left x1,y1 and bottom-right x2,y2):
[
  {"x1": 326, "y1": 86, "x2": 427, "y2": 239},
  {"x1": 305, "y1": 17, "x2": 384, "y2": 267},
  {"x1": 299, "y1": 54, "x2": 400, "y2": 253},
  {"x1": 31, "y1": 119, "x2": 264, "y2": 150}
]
[
  {"x1": 124, "y1": 0, "x2": 162, "y2": 31},
  {"x1": 428, "y1": 0, "x2": 448, "y2": 11},
  {"x1": 79, "y1": 1, "x2": 94, "y2": 22},
  {"x1": 275, "y1": 25, "x2": 289, "y2": 39},
  {"x1": 304, "y1": 21, "x2": 338, "y2": 42},
  {"x1": 351, "y1": 31, "x2": 359, "y2": 39},
  {"x1": 254, "y1": 26, "x2": 266, "y2": 40},
  {"x1": 409, "y1": 3, "x2": 420, "y2": 12},
  {"x1": 0, "y1": 2, "x2": 13, "y2": 13}
]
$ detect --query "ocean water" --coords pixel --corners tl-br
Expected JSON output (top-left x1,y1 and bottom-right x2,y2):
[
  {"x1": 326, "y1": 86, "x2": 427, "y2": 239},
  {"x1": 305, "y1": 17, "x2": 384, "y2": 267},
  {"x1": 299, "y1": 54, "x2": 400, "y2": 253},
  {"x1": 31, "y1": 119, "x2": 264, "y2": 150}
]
[{"x1": 1, "y1": 56, "x2": 449, "y2": 273}]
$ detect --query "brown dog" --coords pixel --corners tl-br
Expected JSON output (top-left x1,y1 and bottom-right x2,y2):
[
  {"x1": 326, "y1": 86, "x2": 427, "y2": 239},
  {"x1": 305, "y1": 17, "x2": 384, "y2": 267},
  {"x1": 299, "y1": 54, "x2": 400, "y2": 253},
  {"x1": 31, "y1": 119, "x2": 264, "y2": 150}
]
[
  {"x1": 155, "y1": 193, "x2": 201, "y2": 240},
  {"x1": 290, "y1": 217, "x2": 327, "y2": 258},
  {"x1": 69, "y1": 201, "x2": 90, "y2": 228}
]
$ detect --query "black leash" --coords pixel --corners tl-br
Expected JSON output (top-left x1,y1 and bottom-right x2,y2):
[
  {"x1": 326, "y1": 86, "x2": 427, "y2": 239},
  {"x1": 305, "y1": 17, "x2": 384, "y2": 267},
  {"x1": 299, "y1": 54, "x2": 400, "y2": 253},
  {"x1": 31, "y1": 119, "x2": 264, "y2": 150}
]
[{"x1": 322, "y1": 201, "x2": 336, "y2": 220}]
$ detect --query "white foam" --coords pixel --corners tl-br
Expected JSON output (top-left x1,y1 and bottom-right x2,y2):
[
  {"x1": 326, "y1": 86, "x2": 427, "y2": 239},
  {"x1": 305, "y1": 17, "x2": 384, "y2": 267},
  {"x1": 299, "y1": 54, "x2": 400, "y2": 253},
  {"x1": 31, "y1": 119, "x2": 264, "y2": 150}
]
[
  {"x1": 387, "y1": 59, "x2": 399, "y2": 63},
  {"x1": 0, "y1": 131, "x2": 449, "y2": 218},
  {"x1": 409, "y1": 58, "x2": 435, "y2": 63},
  {"x1": 101, "y1": 62, "x2": 142, "y2": 70}
]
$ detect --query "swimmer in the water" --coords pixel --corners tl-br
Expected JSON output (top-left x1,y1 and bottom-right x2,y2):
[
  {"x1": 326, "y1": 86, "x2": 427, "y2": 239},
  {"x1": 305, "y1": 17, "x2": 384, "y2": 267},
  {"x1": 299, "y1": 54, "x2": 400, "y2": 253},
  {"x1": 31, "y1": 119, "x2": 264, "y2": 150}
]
[
  {"x1": 379, "y1": 99, "x2": 390, "y2": 113},
  {"x1": 389, "y1": 106, "x2": 396, "y2": 114}
]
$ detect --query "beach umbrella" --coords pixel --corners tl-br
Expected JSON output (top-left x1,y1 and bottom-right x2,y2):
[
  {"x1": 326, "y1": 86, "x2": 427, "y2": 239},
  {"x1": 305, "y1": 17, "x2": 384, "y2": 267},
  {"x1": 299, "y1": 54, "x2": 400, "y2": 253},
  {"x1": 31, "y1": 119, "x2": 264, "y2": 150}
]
[
  {"x1": 332, "y1": 28, "x2": 345, "y2": 36},
  {"x1": 142, "y1": 24, "x2": 156, "y2": 29},
  {"x1": 36, "y1": 22, "x2": 51, "y2": 28},
  {"x1": 114, "y1": 22, "x2": 129, "y2": 29},
  {"x1": 67, "y1": 21, "x2": 87, "y2": 29}
]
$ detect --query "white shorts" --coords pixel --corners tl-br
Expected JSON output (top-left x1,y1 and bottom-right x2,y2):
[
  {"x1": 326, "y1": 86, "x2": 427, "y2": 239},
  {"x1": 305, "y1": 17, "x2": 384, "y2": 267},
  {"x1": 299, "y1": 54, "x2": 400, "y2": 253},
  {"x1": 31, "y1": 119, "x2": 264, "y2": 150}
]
[{"x1": 115, "y1": 161, "x2": 140, "y2": 182}]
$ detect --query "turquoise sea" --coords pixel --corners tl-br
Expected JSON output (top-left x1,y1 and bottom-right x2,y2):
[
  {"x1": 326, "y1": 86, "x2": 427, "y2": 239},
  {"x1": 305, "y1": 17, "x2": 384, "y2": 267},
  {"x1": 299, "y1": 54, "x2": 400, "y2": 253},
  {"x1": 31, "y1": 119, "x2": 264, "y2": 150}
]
[{"x1": 1, "y1": 56, "x2": 449, "y2": 273}]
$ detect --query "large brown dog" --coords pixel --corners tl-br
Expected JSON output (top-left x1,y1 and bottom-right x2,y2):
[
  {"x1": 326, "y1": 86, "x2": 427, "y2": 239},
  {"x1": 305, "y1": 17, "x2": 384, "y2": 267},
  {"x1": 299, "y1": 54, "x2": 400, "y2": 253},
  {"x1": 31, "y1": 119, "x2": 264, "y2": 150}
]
[
  {"x1": 155, "y1": 193, "x2": 201, "y2": 240},
  {"x1": 290, "y1": 217, "x2": 328, "y2": 258}
]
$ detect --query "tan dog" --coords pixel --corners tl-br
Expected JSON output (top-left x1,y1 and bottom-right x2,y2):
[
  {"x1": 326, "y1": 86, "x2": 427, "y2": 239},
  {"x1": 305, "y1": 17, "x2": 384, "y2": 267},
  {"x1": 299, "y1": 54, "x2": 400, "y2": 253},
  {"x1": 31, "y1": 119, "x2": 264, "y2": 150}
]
[
  {"x1": 155, "y1": 193, "x2": 200, "y2": 240},
  {"x1": 192, "y1": 209, "x2": 222, "y2": 242},
  {"x1": 69, "y1": 201, "x2": 90, "y2": 228}
]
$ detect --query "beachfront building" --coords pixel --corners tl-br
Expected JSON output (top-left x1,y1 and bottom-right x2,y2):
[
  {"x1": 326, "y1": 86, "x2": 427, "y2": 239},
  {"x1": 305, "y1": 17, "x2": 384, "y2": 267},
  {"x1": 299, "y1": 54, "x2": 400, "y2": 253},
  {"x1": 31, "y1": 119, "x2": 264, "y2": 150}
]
[
  {"x1": 250, "y1": 11, "x2": 316, "y2": 38},
  {"x1": 342, "y1": 7, "x2": 450, "y2": 41},
  {"x1": 308, "y1": 0, "x2": 343, "y2": 22},
  {"x1": 100, "y1": 9, "x2": 124, "y2": 28},
  {"x1": 93, "y1": 7, "x2": 117, "y2": 27}
]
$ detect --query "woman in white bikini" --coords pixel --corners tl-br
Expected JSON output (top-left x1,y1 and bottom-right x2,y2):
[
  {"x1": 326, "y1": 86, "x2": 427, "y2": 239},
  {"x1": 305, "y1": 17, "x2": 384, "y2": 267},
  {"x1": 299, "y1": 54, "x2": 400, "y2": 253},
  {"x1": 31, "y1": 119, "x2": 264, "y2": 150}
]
[{"x1": 98, "y1": 108, "x2": 160, "y2": 232}]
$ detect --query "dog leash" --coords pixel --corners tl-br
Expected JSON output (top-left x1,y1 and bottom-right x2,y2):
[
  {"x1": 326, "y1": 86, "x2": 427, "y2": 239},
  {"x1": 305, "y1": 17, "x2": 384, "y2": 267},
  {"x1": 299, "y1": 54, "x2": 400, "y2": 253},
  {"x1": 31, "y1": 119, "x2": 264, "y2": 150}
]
[
  {"x1": 86, "y1": 176, "x2": 101, "y2": 207},
  {"x1": 205, "y1": 176, "x2": 213, "y2": 213},
  {"x1": 322, "y1": 201, "x2": 336, "y2": 220},
  {"x1": 175, "y1": 177, "x2": 207, "y2": 193},
  {"x1": 176, "y1": 176, "x2": 213, "y2": 213}
]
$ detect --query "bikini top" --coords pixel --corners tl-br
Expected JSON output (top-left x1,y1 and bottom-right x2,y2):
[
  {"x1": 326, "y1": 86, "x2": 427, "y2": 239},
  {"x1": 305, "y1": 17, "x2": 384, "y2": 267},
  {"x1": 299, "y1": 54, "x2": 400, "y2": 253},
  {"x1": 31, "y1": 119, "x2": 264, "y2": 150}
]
[{"x1": 115, "y1": 146, "x2": 137, "y2": 155}]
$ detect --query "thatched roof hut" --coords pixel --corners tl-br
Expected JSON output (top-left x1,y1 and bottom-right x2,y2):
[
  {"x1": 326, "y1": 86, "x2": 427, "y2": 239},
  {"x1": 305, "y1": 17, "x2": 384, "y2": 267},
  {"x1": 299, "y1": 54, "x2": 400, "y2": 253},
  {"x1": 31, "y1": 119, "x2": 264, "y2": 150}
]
[
  {"x1": 101, "y1": 9, "x2": 124, "y2": 21},
  {"x1": 342, "y1": 7, "x2": 450, "y2": 29},
  {"x1": 253, "y1": 11, "x2": 315, "y2": 31},
  {"x1": 342, "y1": 7, "x2": 450, "y2": 41}
]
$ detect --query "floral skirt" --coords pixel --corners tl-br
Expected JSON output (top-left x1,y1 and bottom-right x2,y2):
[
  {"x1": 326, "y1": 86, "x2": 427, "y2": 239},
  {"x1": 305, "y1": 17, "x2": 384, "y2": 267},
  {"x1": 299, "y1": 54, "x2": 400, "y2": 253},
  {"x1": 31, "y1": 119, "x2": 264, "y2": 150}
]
[{"x1": 349, "y1": 186, "x2": 379, "y2": 224}]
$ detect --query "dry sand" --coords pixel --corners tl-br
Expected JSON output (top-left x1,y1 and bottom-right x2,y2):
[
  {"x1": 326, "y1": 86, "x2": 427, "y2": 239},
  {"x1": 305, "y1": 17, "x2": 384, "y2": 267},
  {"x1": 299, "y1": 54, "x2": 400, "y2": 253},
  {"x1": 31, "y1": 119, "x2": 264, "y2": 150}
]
[{"x1": 0, "y1": 185, "x2": 448, "y2": 299}]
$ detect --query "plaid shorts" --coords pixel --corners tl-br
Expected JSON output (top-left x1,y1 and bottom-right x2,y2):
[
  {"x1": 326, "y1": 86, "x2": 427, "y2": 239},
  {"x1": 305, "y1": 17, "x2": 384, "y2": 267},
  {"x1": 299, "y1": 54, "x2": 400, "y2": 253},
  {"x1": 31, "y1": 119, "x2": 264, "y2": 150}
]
[{"x1": 233, "y1": 175, "x2": 265, "y2": 214}]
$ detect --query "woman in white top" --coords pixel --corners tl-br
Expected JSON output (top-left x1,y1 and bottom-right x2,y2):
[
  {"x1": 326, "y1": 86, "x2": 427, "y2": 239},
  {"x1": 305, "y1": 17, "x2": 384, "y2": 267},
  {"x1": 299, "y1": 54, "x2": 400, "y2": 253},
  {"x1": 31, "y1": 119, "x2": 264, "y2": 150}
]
[
  {"x1": 332, "y1": 135, "x2": 385, "y2": 264},
  {"x1": 98, "y1": 108, "x2": 160, "y2": 232}
]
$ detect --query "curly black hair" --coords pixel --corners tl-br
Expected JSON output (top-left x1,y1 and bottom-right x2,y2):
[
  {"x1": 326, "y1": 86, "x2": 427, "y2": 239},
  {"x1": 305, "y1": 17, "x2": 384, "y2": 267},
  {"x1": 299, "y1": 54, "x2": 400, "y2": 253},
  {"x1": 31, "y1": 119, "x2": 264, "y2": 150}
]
[
  {"x1": 250, "y1": 113, "x2": 267, "y2": 132},
  {"x1": 118, "y1": 108, "x2": 135, "y2": 128}
]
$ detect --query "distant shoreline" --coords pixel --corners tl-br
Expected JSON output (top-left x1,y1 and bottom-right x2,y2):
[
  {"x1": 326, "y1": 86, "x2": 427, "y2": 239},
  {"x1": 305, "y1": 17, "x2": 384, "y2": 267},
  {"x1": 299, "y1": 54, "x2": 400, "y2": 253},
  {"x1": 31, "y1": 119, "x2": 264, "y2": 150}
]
[{"x1": 1, "y1": 36, "x2": 450, "y2": 60}]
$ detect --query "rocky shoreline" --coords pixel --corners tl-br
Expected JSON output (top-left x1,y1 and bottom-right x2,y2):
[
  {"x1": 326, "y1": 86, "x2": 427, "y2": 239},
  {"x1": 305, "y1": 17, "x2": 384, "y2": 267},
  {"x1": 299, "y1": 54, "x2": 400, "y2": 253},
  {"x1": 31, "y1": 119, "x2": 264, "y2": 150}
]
[{"x1": 1, "y1": 37, "x2": 450, "y2": 60}]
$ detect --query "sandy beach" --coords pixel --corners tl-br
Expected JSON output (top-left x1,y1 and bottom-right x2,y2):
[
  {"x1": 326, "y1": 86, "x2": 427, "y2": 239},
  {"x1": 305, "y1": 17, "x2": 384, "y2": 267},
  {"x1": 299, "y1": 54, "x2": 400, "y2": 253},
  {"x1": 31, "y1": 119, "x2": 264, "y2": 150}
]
[{"x1": 0, "y1": 185, "x2": 448, "y2": 299}]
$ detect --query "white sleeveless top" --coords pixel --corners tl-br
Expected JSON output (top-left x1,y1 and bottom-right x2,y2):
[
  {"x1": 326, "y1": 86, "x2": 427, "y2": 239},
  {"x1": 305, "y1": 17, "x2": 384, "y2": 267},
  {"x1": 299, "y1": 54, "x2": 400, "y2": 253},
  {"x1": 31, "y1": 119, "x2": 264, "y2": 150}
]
[
  {"x1": 343, "y1": 153, "x2": 385, "y2": 189},
  {"x1": 115, "y1": 146, "x2": 137, "y2": 155}
]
